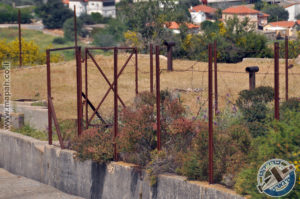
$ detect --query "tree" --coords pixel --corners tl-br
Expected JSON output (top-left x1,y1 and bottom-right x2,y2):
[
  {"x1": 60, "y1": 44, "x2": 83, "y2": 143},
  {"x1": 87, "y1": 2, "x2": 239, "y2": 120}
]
[
  {"x1": 296, "y1": 14, "x2": 300, "y2": 20},
  {"x1": 93, "y1": 18, "x2": 127, "y2": 47},
  {"x1": 254, "y1": 0, "x2": 267, "y2": 11},
  {"x1": 0, "y1": 3, "x2": 33, "y2": 24},
  {"x1": 35, "y1": 0, "x2": 73, "y2": 29},
  {"x1": 63, "y1": 18, "x2": 88, "y2": 41},
  {"x1": 263, "y1": 5, "x2": 289, "y2": 22}
]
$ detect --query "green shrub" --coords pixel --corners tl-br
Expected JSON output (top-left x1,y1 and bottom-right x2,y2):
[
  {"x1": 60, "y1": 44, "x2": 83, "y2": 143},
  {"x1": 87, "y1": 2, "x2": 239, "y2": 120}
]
[
  {"x1": 0, "y1": 3, "x2": 33, "y2": 24},
  {"x1": 71, "y1": 127, "x2": 114, "y2": 163},
  {"x1": 176, "y1": 124, "x2": 252, "y2": 186},
  {"x1": 63, "y1": 18, "x2": 88, "y2": 41},
  {"x1": 52, "y1": 37, "x2": 66, "y2": 44},
  {"x1": 281, "y1": 98, "x2": 300, "y2": 112},
  {"x1": 236, "y1": 86, "x2": 274, "y2": 137},
  {"x1": 235, "y1": 110, "x2": 300, "y2": 198}
]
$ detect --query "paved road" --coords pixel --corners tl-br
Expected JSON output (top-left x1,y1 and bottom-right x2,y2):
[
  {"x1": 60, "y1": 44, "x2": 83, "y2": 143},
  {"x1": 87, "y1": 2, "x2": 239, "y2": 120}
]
[
  {"x1": 0, "y1": 168, "x2": 83, "y2": 199},
  {"x1": 0, "y1": 23, "x2": 44, "y2": 31}
]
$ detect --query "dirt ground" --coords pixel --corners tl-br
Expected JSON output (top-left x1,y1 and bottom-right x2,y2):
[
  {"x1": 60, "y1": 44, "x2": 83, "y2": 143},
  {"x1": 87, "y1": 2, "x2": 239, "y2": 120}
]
[{"x1": 1, "y1": 53, "x2": 299, "y2": 120}]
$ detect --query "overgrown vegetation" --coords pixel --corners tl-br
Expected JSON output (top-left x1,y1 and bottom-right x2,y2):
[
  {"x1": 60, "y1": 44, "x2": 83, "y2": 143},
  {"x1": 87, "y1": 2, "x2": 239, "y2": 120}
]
[
  {"x1": 236, "y1": 86, "x2": 274, "y2": 137},
  {"x1": 111, "y1": 1, "x2": 273, "y2": 62},
  {"x1": 255, "y1": 0, "x2": 289, "y2": 22},
  {"x1": 14, "y1": 125, "x2": 56, "y2": 141},
  {"x1": 35, "y1": 0, "x2": 73, "y2": 29},
  {"x1": 0, "y1": 3, "x2": 33, "y2": 24},
  {"x1": 7, "y1": 88, "x2": 300, "y2": 197},
  {"x1": 63, "y1": 18, "x2": 88, "y2": 41},
  {"x1": 235, "y1": 110, "x2": 300, "y2": 198},
  {"x1": 0, "y1": 38, "x2": 62, "y2": 67}
]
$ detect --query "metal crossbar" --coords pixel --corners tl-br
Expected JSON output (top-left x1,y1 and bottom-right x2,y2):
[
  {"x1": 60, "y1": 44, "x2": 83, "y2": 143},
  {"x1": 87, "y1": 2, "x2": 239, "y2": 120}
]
[
  {"x1": 84, "y1": 47, "x2": 138, "y2": 128},
  {"x1": 48, "y1": 96, "x2": 64, "y2": 149}
]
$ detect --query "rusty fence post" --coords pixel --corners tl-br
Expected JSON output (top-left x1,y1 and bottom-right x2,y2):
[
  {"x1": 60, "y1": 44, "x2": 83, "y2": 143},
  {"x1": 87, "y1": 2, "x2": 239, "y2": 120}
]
[
  {"x1": 208, "y1": 44, "x2": 214, "y2": 184},
  {"x1": 74, "y1": 5, "x2": 78, "y2": 47},
  {"x1": 85, "y1": 48, "x2": 88, "y2": 129},
  {"x1": 156, "y1": 46, "x2": 161, "y2": 151},
  {"x1": 46, "y1": 50, "x2": 52, "y2": 145},
  {"x1": 76, "y1": 47, "x2": 83, "y2": 136},
  {"x1": 114, "y1": 47, "x2": 118, "y2": 161},
  {"x1": 18, "y1": 9, "x2": 22, "y2": 67},
  {"x1": 135, "y1": 47, "x2": 138, "y2": 95},
  {"x1": 285, "y1": 36, "x2": 288, "y2": 101},
  {"x1": 150, "y1": 44, "x2": 154, "y2": 93},
  {"x1": 274, "y1": 42, "x2": 280, "y2": 120},
  {"x1": 213, "y1": 40, "x2": 218, "y2": 115}
]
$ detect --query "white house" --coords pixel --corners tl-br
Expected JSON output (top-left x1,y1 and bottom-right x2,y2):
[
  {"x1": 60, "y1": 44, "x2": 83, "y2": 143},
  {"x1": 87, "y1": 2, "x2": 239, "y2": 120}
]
[
  {"x1": 65, "y1": 0, "x2": 116, "y2": 18},
  {"x1": 285, "y1": 3, "x2": 300, "y2": 21},
  {"x1": 189, "y1": 5, "x2": 216, "y2": 25},
  {"x1": 263, "y1": 21, "x2": 299, "y2": 37}
]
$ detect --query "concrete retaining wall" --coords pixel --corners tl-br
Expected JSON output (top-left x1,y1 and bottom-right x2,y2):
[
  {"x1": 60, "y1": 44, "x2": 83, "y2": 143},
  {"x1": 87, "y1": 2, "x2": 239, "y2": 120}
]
[
  {"x1": 242, "y1": 57, "x2": 292, "y2": 63},
  {"x1": 0, "y1": 101, "x2": 48, "y2": 131},
  {"x1": 0, "y1": 130, "x2": 245, "y2": 199}
]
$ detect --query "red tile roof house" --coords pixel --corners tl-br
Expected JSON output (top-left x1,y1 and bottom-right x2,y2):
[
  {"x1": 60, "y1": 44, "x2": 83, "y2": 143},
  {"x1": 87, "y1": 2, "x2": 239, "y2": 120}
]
[
  {"x1": 165, "y1": 22, "x2": 200, "y2": 34},
  {"x1": 189, "y1": 5, "x2": 216, "y2": 25},
  {"x1": 263, "y1": 21, "x2": 300, "y2": 37},
  {"x1": 222, "y1": 5, "x2": 268, "y2": 29}
]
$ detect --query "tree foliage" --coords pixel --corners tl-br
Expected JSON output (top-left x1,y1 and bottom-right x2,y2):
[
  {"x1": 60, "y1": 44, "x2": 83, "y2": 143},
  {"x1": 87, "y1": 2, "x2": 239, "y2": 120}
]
[
  {"x1": 263, "y1": 5, "x2": 289, "y2": 22},
  {"x1": 79, "y1": 13, "x2": 111, "y2": 25},
  {"x1": 0, "y1": 3, "x2": 32, "y2": 24},
  {"x1": 63, "y1": 17, "x2": 88, "y2": 41},
  {"x1": 182, "y1": 16, "x2": 272, "y2": 62},
  {"x1": 35, "y1": 0, "x2": 73, "y2": 29},
  {"x1": 93, "y1": 18, "x2": 128, "y2": 47}
]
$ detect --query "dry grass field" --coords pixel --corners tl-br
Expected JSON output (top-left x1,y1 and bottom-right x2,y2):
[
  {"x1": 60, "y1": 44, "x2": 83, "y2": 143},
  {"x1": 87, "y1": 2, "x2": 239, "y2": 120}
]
[{"x1": 1, "y1": 52, "x2": 300, "y2": 121}]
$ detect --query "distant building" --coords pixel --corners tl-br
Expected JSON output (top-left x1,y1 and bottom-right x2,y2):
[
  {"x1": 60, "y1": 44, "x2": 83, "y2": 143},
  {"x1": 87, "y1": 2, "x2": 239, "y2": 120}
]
[
  {"x1": 164, "y1": 21, "x2": 200, "y2": 34},
  {"x1": 189, "y1": 5, "x2": 216, "y2": 25},
  {"x1": 258, "y1": 12, "x2": 269, "y2": 29},
  {"x1": 64, "y1": 0, "x2": 116, "y2": 18},
  {"x1": 285, "y1": 3, "x2": 300, "y2": 21},
  {"x1": 201, "y1": 0, "x2": 251, "y2": 9},
  {"x1": 222, "y1": 5, "x2": 268, "y2": 29},
  {"x1": 263, "y1": 21, "x2": 300, "y2": 37}
]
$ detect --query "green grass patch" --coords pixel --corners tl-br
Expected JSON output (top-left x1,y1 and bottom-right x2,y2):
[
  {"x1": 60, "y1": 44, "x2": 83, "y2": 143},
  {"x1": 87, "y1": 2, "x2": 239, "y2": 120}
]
[
  {"x1": 0, "y1": 28, "x2": 82, "y2": 61},
  {"x1": 13, "y1": 125, "x2": 58, "y2": 141},
  {"x1": 31, "y1": 101, "x2": 46, "y2": 107}
]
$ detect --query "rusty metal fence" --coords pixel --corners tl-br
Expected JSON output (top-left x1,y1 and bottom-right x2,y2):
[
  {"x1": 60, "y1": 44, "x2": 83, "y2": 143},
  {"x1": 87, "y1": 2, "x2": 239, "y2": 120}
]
[{"x1": 46, "y1": 37, "x2": 296, "y2": 184}]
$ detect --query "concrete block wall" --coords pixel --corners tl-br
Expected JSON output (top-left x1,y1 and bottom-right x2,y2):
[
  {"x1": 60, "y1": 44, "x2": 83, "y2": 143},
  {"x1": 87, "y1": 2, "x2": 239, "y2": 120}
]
[
  {"x1": 0, "y1": 130, "x2": 245, "y2": 199},
  {"x1": 0, "y1": 101, "x2": 48, "y2": 131}
]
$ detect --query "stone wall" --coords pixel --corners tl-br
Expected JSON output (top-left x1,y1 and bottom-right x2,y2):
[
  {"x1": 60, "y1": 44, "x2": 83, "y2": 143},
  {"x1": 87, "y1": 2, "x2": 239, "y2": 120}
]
[{"x1": 0, "y1": 130, "x2": 245, "y2": 199}]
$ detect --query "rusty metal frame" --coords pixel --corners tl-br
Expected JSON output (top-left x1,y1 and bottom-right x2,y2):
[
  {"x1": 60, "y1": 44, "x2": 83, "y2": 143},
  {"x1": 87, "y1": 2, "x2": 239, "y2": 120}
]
[
  {"x1": 285, "y1": 36, "x2": 289, "y2": 101},
  {"x1": 84, "y1": 47, "x2": 138, "y2": 161},
  {"x1": 155, "y1": 46, "x2": 161, "y2": 151},
  {"x1": 46, "y1": 46, "x2": 83, "y2": 148},
  {"x1": 18, "y1": 9, "x2": 22, "y2": 67},
  {"x1": 208, "y1": 44, "x2": 214, "y2": 184},
  {"x1": 274, "y1": 42, "x2": 280, "y2": 120},
  {"x1": 84, "y1": 47, "x2": 138, "y2": 128},
  {"x1": 213, "y1": 40, "x2": 218, "y2": 115}
]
